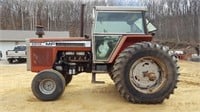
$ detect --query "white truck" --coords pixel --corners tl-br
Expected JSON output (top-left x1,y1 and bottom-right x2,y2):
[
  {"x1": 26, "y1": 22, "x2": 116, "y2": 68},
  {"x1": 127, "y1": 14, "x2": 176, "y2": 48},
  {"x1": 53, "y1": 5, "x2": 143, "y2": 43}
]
[{"x1": 6, "y1": 45, "x2": 27, "y2": 63}]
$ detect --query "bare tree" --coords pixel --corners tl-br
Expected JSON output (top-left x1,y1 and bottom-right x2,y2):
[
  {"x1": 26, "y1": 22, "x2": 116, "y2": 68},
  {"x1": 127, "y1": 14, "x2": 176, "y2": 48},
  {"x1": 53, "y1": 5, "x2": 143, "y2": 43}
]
[{"x1": 0, "y1": 0, "x2": 199, "y2": 42}]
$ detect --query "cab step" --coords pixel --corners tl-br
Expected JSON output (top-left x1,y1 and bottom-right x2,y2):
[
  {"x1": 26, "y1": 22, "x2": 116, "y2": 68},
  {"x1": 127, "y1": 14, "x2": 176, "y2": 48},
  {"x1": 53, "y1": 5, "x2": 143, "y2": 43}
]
[
  {"x1": 92, "y1": 70, "x2": 107, "y2": 73},
  {"x1": 91, "y1": 73, "x2": 105, "y2": 84}
]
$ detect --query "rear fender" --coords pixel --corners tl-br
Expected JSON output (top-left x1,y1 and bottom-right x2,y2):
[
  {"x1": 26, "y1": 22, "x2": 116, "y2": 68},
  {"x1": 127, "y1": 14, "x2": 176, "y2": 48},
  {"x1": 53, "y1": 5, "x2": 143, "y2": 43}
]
[{"x1": 108, "y1": 35, "x2": 152, "y2": 63}]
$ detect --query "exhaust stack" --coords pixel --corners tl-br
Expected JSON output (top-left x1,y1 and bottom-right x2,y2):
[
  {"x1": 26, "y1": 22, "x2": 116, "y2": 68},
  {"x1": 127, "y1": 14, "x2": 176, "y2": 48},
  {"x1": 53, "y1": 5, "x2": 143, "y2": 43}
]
[{"x1": 80, "y1": 4, "x2": 85, "y2": 37}]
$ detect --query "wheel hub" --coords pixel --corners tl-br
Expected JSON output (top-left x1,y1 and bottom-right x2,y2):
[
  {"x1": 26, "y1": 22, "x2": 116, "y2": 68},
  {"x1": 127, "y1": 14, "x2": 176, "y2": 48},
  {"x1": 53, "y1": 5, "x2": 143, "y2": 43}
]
[
  {"x1": 143, "y1": 72, "x2": 157, "y2": 81},
  {"x1": 39, "y1": 79, "x2": 56, "y2": 95},
  {"x1": 129, "y1": 58, "x2": 166, "y2": 94}
]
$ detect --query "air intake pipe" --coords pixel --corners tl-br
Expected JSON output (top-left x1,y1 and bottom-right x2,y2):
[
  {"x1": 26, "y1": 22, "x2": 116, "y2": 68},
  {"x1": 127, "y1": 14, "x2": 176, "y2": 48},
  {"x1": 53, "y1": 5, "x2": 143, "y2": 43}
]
[{"x1": 36, "y1": 25, "x2": 44, "y2": 38}]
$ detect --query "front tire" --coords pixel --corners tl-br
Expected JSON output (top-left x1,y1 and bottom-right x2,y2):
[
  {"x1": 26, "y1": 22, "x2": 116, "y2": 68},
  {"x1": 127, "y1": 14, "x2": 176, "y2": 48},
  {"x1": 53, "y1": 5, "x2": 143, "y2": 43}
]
[
  {"x1": 8, "y1": 59, "x2": 13, "y2": 64},
  {"x1": 112, "y1": 42, "x2": 179, "y2": 104},
  {"x1": 31, "y1": 69, "x2": 66, "y2": 101}
]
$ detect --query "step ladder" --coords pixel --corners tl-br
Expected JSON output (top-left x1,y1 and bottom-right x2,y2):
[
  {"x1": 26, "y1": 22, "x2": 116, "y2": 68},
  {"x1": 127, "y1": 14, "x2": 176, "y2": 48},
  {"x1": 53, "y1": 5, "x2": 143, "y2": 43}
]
[{"x1": 91, "y1": 70, "x2": 107, "y2": 84}]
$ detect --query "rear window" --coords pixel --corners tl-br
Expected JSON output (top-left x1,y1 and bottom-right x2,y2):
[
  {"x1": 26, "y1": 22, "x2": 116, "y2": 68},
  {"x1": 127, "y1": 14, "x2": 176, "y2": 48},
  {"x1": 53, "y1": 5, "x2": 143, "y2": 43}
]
[{"x1": 14, "y1": 46, "x2": 26, "y2": 51}]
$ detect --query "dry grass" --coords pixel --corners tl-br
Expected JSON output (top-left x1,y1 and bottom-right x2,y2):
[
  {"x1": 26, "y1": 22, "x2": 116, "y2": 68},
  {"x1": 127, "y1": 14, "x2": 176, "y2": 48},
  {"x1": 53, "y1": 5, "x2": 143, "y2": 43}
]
[{"x1": 0, "y1": 60, "x2": 200, "y2": 112}]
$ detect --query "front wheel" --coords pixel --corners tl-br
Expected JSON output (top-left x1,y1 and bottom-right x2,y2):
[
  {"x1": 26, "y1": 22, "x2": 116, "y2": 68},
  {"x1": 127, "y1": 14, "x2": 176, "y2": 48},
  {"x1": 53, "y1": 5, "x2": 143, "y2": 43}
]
[
  {"x1": 8, "y1": 59, "x2": 13, "y2": 64},
  {"x1": 31, "y1": 69, "x2": 66, "y2": 101},
  {"x1": 112, "y1": 42, "x2": 179, "y2": 104}
]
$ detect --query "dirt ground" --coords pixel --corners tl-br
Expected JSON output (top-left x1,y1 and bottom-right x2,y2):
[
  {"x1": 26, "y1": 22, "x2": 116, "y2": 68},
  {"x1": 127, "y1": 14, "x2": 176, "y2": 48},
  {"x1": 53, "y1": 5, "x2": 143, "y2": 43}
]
[{"x1": 0, "y1": 60, "x2": 200, "y2": 112}]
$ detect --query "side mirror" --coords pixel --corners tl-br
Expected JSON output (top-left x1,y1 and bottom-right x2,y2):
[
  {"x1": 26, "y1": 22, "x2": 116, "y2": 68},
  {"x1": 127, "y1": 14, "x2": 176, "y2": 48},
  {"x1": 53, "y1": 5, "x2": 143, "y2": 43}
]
[{"x1": 146, "y1": 19, "x2": 157, "y2": 33}]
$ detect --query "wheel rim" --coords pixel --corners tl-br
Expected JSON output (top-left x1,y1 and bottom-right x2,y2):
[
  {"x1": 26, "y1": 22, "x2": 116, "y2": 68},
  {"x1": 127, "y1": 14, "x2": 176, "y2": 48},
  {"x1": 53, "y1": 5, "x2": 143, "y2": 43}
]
[
  {"x1": 39, "y1": 79, "x2": 56, "y2": 95},
  {"x1": 129, "y1": 56, "x2": 167, "y2": 94}
]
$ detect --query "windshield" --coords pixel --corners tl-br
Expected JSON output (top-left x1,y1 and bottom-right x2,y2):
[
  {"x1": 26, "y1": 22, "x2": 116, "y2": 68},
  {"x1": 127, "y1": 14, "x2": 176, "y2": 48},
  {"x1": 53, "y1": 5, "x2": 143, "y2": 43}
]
[{"x1": 94, "y1": 11, "x2": 145, "y2": 34}]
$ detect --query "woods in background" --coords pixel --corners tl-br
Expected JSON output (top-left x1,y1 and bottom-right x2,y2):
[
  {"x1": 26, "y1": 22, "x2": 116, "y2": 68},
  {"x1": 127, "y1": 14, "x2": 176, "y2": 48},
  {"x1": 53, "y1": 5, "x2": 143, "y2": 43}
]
[{"x1": 0, "y1": 0, "x2": 199, "y2": 44}]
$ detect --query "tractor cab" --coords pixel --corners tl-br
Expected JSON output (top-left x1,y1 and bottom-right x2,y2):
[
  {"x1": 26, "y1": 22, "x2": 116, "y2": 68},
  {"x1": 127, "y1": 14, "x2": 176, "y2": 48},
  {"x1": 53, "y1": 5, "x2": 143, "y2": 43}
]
[{"x1": 92, "y1": 6, "x2": 156, "y2": 63}]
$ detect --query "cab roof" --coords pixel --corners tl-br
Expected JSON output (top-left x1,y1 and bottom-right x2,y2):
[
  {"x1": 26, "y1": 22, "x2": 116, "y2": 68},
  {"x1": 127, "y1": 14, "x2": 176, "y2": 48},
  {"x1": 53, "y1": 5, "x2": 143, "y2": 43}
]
[{"x1": 95, "y1": 6, "x2": 147, "y2": 11}]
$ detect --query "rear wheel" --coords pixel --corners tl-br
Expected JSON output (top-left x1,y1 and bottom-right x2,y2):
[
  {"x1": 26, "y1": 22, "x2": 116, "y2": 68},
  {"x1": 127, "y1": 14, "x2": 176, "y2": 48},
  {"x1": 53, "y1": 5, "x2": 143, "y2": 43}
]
[
  {"x1": 31, "y1": 69, "x2": 66, "y2": 101},
  {"x1": 19, "y1": 58, "x2": 26, "y2": 63},
  {"x1": 112, "y1": 42, "x2": 179, "y2": 104},
  {"x1": 109, "y1": 72, "x2": 114, "y2": 81}
]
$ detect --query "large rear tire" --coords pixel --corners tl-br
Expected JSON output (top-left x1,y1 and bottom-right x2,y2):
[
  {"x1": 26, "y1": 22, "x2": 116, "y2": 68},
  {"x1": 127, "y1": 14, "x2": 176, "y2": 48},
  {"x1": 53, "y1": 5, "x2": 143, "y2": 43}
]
[
  {"x1": 112, "y1": 42, "x2": 179, "y2": 104},
  {"x1": 31, "y1": 69, "x2": 66, "y2": 101}
]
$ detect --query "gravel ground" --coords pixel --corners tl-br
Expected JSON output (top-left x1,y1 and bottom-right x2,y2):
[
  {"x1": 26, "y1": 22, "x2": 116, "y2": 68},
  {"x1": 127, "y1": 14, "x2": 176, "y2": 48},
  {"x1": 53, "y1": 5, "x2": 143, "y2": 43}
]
[{"x1": 0, "y1": 60, "x2": 200, "y2": 112}]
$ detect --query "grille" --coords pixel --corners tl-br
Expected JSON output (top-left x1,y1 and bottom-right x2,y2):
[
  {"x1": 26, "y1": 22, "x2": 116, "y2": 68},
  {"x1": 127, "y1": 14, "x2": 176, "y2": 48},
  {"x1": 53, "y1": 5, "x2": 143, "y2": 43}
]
[{"x1": 31, "y1": 48, "x2": 53, "y2": 67}]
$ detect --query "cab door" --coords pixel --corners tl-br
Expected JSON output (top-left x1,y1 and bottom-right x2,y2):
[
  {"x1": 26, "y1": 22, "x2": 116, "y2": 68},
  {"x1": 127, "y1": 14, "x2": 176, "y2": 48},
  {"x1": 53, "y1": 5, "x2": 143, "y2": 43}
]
[{"x1": 92, "y1": 10, "x2": 145, "y2": 63}]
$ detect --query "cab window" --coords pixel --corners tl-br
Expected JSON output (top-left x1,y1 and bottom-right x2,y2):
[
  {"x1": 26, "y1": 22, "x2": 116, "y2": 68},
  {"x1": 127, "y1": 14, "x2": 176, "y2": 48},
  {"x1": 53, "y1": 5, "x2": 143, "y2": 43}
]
[{"x1": 94, "y1": 12, "x2": 145, "y2": 34}]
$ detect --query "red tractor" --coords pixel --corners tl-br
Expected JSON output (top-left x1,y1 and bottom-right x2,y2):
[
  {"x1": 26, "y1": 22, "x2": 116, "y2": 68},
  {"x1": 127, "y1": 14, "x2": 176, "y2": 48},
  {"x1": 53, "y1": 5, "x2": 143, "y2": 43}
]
[{"x1": 27, "y1": 6, "x2": 179, "y2": 104}]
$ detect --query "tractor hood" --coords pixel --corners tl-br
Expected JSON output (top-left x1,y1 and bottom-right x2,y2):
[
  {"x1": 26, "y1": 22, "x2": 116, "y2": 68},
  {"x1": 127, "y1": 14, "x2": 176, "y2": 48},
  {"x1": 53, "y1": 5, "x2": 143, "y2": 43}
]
[
  {"x1": 29, "y1": 37, "x2": 91, "y2": 47},
  {"x1": 26, "y1": 37, "x2": 91, "y2": 72}
]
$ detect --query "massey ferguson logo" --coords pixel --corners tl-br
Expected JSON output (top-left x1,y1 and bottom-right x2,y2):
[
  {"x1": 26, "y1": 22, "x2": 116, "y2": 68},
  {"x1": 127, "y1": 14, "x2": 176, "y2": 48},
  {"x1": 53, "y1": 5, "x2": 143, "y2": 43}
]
[
  {"x1": 30, "y1": 42, "x2": 56, "y2": 46},
  {"x1": 45, "y1": 42, "x2": 56, "y2": 46}
]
